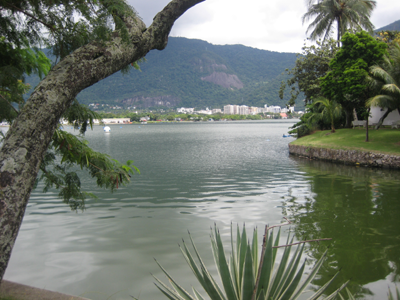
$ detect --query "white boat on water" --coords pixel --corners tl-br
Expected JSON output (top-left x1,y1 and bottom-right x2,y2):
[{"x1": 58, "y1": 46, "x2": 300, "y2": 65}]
[{"x1": 104, "y1": 126, "x2": 111, "y2": 132}]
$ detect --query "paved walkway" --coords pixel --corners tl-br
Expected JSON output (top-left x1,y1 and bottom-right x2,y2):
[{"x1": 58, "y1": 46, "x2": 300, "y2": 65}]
[{"x1": 0, "y1": 280, "x2": 90, "y2": 300}]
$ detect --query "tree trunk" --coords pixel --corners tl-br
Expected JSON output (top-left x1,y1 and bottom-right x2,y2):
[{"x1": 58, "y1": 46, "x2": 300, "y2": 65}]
[
  {"x1": 0, "y1": 0, "x2": 204, "y2": 282},
  {"x1": 353, "y1": 108, "x2": 358, "y2": 121},
  {"x1": 365, "y1": 108, "x2": 370, "y2": 142},
  {"x1": 344, "y1": 108, "x2": 352, "y2": 128},
  {"x1": 375, "y1": 108, "x2": 393, "y2": 129}
]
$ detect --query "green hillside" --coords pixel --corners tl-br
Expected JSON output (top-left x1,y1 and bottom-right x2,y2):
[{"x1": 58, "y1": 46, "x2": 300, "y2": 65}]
[
  {"x1": 25, "y1": 37, "x2": 301, "y2": 110},
  {"x1": 375, "y1": 19, "x2": 400, "y2": 32}
]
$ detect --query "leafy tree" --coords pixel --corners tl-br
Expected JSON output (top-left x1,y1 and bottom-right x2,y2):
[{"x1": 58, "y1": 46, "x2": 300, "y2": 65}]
[
  {"x1": 289, "y1": 101, "x2": 343, "y2": 137},
  {"x1": 367, "y1": 42, "x2": 400, "y2": 128},
  {"x1": 302, "y1": 0, "x2": 376, "y2": 46},
  {"x1": 309, "y1": 97, "x2": 343, "y2": 132},
  {"x1": 279, "y1": 39, "x2": 339, "y2": 106},
  {"x1": 320, "y1": 31, "x2": 387, "y2": 127},
  {"x1": 0, "y1": 37, "x2": 51, "y2": 122},
  {"x1": 129, "y1": 113, "x2": 141, "y2": 122},
  {"x1": 0, "y1": 0, "x2": 203, "y2": 282}
]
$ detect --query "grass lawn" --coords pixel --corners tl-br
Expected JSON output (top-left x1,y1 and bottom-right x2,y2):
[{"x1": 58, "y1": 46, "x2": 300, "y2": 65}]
[{"x1": 290, "y1": 128, "x2": 400, "y2": 155}]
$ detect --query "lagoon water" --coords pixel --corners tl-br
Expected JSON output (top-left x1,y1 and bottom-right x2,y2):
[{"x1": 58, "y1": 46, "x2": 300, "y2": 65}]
[{"x1": 3, "y1": 120, "x2": 400, "y2": 299}]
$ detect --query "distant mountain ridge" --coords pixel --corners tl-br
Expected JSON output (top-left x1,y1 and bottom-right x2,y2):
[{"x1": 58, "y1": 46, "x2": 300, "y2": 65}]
[
  {"x1": 375, "y1": 20, "x2": 400, "y2": 32},
  {"x1": 23, "y1": 20, "x2": 400, "y2": 111},
  {"x1": 73, "y1": 37, "x2": 299, "y2": 109}
]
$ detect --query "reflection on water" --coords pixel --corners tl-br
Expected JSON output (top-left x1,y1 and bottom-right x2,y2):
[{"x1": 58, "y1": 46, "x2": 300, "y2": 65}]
[
  {"x1": 3, "y1": 121, "x2": 400, "y2": 299},
  {"x1": 284, "y1": 157, "x2": 400, "y2": 298}
]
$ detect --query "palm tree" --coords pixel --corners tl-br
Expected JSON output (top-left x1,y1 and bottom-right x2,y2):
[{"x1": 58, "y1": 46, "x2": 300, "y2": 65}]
[
  {"x1": 302, "y1": 0, "x2": 376, "y2": 47},
  {"x1": 367, "y1": 42, "x2": 400, "y2": 128},
  {"x1": 309, "y1": 97, "x2": 343, "y2": 132}
]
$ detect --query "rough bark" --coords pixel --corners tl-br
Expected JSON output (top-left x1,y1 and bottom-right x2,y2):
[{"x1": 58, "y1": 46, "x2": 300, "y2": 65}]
[{"x1": 0, "y1": 0, "x2": 204, "y2": 282}]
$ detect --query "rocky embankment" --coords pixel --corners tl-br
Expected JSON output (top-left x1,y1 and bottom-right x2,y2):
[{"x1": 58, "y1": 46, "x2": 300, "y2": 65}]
[{"x1": 289, "y1": 144, "x2": 400, "y2": 169}]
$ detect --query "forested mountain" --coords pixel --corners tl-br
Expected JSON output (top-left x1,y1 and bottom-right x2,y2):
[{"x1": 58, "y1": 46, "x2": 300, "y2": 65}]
[
  {"x1": 376, "y1": 19, "x2": 400, "y2": 32},
  {"x1": 24, "y1": 21, "x2": 400, "y2": 111},
  {"x1": 26, "y1": 37, "x2": 300, "y2": 110}
]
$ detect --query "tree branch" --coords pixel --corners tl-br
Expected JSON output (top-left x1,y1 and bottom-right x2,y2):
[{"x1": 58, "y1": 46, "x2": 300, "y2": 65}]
[
  {"x1": 145, "y1": 0, "x2": 205, "y2": 50},
  {"x1": 0, "y1": 93, "x2": 19, "y2": 114},
  {"x1": 4, "y1": 3, "x2": 57, "y2": 32},
  {"x1": 272, "y1": 238, "x2": 332, "y2": 248},
  {"x1": 0, "y1": 0, "x2": 205, "y2": 282}
]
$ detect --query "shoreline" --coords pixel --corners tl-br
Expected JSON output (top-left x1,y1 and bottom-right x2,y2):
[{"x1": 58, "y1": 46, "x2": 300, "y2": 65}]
[
  {"x1": 0, "y1": 280, "x2": 89, "y2": 300},
  {"x1": 288, "y1": 144, "x2": 400, "y2": 169}
]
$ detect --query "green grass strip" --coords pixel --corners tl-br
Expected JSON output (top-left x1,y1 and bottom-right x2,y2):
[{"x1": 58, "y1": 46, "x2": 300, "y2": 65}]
[{"x1": 290, "y1": 128, "x2": 400, "y2": 155}]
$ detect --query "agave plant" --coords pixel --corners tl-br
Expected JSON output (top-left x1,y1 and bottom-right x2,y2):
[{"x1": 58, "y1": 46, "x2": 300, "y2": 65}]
[{"x1": 152, "y1": 223, "x2": 349, "y2": 300}]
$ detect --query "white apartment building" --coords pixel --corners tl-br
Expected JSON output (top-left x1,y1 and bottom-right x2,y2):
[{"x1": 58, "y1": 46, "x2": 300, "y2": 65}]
[
  {"x1": 222, "y1": 104, "x2": 290, "y2": 115},
  {"x1": 224, "y1": 105, "x2": 234, "y2": 114},
  {"x1": 239, "y1": 105, "x2": 249, "y2": 115},
  {"x1": 267, "y1": 106, "x2": 281, "y2": 113}
]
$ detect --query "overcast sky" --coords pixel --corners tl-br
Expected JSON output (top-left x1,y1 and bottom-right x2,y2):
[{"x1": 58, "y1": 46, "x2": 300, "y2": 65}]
[{"x1": 128, "y1": 0, "x2": 400, "y2": 53}]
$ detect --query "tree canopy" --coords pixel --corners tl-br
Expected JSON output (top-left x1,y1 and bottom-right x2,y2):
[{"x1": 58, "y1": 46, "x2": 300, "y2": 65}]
[
  {"x1": 320, "y1": 31, "x2": 387, "y2": 126},
  {"x1": 279, "y1": 38, "x2": 339, "y2": 106},
  {"x1": 303, "y1": 0, "x2": 376, "y2": 46}
]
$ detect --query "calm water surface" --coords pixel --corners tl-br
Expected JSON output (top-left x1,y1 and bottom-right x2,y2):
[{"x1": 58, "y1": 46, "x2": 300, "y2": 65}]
[{"x1": 3, "y1": 120, "x2": 400, "y2": 299}]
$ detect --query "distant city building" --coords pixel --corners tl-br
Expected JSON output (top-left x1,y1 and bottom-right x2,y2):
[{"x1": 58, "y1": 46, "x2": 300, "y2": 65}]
[
  {"x1": 281, "y1": 106, "x2": 295, "y2": 113},
  {"x1": 221, "y1": 104, "x2": 292, "y2": 116},
  {"x1": 267, "y1": 106, "x2": 281, "y2": 113},
  {"x1": 224, "y1": 105, "x2": 234, "y2": 115},
  {"x1": 177, "y1": 107, "x2": 194, "y2": 114},
  {"x1": 98, "y1": 118, "x2": 131, "y2": 124},
  {"x1": 196, "y1": 108, "x2": 212, "y2": 115},
  {"x1": 239, "y1": 105, "x2": 249, "y2": 115},
  {"x1": 212, "y1": 108, "x2": 222, "y2": 114},
  {"x1": 249, "y1": 106, "x2": 260, "y2": 115}
]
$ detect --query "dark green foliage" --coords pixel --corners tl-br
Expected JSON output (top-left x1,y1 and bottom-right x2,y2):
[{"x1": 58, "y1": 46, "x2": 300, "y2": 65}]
[
  {"x1": 289, "y1": 105, "x2": 321, "y2": 138},
  {"x1": 63, "y1": 99, "x2": 102, "y2": 134},
  {"x1": 280, "y1": 39, "x2": 339, "y2": 106},
  {"x1": 29, "y1": 99, "x2": 141, "y2": 211},
  {"x1": 320, "y1": 31, "x2": 387, "y2": 124},
  {"x1": 289, "y1": 100, "x2": 345, "y2": 137},
  {"x1": 0, "y1": 38, "x2": 51, "y2": 122}
]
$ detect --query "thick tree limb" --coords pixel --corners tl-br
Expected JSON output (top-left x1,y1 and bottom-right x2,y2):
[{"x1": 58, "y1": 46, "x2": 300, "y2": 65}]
[{"x1": 0, "y1": 0, "x2": 204, "y2": 282}]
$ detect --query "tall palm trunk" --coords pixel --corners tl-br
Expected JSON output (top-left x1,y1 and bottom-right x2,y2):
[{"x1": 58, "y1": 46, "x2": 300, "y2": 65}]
[{"x1": 337, "y1": 17, "x2": 341, "y2": 47}]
